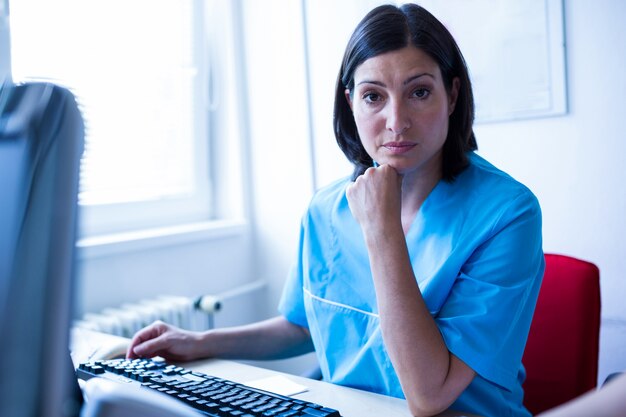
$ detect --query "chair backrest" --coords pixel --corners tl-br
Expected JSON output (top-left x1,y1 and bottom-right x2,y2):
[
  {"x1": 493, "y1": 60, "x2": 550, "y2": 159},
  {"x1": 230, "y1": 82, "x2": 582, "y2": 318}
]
[{"x1": 522, "y1": 253, "x2": 601, "y2": 415}]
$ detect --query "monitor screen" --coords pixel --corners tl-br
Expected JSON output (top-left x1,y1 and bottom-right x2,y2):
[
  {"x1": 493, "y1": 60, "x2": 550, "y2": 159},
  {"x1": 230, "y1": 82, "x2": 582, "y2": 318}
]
[{"x1": 0, "y1": 82, "x2": 84, "y2": 417}]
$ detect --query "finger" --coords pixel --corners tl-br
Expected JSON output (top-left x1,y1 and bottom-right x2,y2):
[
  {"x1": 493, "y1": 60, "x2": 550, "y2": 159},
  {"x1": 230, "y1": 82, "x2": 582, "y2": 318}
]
[
  {"x1": 126, "y1": 321, "x2": 167, "y2": 359},
  {"x1": 378, "y1": 164, "x2": 403, "y2": 188},
  {"x1": 131, "y1": 336, "x2": 166, "y2": 358}
]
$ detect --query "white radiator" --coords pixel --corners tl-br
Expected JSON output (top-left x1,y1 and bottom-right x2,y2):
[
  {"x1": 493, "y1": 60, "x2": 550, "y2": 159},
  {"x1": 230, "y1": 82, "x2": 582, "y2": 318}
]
[{"x1": 75, "y1": 294, "x2": 221, "y2": 338}]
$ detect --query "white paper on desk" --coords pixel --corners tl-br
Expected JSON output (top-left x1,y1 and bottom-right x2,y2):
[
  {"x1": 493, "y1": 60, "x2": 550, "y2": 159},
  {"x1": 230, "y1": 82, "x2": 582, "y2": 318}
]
[{"x1": 244, "y1": 375, "x2": 309, "y2": 396}]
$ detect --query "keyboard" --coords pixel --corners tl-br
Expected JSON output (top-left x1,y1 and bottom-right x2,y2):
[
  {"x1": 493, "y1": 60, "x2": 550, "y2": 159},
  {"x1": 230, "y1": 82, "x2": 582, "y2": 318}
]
[{"x1": 76, "y1": 358, "x2": 341, "y2": 417}]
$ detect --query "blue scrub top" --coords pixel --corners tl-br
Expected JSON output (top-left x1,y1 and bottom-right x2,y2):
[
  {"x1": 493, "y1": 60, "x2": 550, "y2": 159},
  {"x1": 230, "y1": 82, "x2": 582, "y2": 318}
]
[{"x1": 279, "y1": 152, "x2": 544, "y2": 417}]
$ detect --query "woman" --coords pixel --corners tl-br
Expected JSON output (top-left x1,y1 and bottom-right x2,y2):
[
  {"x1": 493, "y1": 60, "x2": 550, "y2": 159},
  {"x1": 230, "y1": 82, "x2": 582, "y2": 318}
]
[{"x1": 127, "y1": 4, "x2": 544, "y2": 417}]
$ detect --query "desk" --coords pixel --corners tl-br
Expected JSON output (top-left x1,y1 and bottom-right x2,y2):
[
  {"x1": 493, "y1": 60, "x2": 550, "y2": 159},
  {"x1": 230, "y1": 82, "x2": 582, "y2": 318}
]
[{"x1": 71, "y1": 329, "x2": 479, "y2": 417}]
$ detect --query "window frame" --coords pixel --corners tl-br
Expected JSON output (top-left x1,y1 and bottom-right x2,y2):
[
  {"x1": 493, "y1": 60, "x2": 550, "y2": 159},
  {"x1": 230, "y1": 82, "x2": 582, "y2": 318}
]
[
  {"x1": 78, "y1": 0, "x2": 214, "y2": 237},
  {"x1": 8, "y1": 0, "x2": 231, "y2": 238}
]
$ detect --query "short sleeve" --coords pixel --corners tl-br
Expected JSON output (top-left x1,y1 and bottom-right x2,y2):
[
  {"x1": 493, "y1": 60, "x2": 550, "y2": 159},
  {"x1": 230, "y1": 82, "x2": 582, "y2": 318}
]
[
  {"x1": 278, "y1": 218, "x2": 309, "y2": 328},
  {"x1": 436, "y1": 191, "x2": 545, "y2": 390}
]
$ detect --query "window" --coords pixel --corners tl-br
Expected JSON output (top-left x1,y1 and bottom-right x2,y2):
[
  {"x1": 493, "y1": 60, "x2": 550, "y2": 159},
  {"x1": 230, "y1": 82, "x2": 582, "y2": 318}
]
[{"x1": 9, "y1": 0, "x2": 216, "y2": 236}]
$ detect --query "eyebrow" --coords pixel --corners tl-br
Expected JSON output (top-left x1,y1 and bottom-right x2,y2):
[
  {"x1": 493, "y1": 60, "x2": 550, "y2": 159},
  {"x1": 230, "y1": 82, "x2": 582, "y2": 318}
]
[{"x1": 356, "y1": 72, "x2": 436, "y2": 88}]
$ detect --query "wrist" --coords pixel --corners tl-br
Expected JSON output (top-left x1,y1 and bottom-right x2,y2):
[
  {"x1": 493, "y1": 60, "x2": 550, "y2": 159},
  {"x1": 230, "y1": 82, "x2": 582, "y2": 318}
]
[
  {"x1": 197, "y1": 329, "x2": 220, "y2": 358},
  {"x1": 361, "y1": 221, "x2": 403, "y2": 247}
]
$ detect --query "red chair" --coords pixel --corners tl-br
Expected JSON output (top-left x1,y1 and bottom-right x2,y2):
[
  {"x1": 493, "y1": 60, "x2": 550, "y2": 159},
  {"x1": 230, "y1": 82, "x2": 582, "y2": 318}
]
[{"x1": 522, "y1": 254, "x2": 601, "y2": 415}]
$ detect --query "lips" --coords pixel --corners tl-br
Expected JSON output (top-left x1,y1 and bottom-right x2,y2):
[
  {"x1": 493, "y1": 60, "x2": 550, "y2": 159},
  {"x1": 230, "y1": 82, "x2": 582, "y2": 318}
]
[{"x1": 382, "y1": 141, "x2": 417, "y2": 155}]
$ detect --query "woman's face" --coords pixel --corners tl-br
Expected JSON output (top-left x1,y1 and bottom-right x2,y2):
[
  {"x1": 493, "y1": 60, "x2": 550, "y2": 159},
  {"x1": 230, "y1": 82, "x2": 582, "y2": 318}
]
[{"x1": 346, "y1": 46, "x2": 459, "y2": 180}]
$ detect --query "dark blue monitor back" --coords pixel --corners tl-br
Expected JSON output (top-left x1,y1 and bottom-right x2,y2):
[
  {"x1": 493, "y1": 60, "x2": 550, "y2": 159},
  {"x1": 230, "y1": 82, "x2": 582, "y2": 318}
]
[{"x1": 0, "y1": 82, "x2": 84, "y2": 417}]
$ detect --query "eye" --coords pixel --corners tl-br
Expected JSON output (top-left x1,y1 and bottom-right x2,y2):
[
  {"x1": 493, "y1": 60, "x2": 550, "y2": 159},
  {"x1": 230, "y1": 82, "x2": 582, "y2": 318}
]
[
  {"x1": 412, "y1": 88, "x2": 430, "y2": 99},
  {"x1": 362, "y1": 91, "x2": 382, "y2": 104}
]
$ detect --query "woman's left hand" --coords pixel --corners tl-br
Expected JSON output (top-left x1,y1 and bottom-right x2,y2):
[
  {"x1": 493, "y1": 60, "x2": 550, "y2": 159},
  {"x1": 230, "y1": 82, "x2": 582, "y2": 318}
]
[{"x1": 345, "y1": 164, "x2": 403, "y2": 237}]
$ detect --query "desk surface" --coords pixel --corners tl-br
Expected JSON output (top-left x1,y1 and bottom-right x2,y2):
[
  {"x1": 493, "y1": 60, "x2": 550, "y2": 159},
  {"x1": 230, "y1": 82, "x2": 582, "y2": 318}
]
[{"x1": 72, "y1": 328, "x2": 478, "y2": 417}]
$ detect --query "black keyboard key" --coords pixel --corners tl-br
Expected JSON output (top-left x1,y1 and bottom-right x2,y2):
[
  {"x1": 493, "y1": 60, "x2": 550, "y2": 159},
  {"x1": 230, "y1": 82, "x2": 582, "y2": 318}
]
[
  {"x1": 136, "y1": 374, "x2": 148, "y2": 382},
  {"x1": 195, "y1": 401, "x2": 220, "y2": 413},
  {"x1": 251, "y1": 404, "x2": 278, "y2": 413},
  {"x1": 300, "y1": 407, "x2": 341, "y2": 417},
  {"x1": 90, "y1": 365, "x2": 105, "y2": 374},
  {"x1": 275, "y1": 412, "x2": 299, "y2": 417},
  {"x1": 262, "y1": 406, "x2": 288, "y2": 415},
  {"x1": 115, "y1": 365, "x2": 127, "y2": 374},
  {"x1": 241, "y1": 399, "x2": 266, "y2": 410}
]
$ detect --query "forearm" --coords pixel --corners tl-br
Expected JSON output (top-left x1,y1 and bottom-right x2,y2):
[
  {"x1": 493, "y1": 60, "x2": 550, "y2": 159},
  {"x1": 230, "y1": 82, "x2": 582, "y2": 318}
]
[
  {"x1": 364, "y1": 226, "x2": 474, "y2": 415},
  {"x1": 201, "y1": 316, "x2": 314, "y2": 360}
]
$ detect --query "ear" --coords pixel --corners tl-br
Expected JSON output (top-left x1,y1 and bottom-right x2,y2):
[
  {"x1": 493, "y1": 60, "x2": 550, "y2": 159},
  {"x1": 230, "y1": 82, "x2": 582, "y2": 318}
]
[
  {"x1": 344, "y1": 88, "x2": 353, "y2": 111},
  {"x1": 448, "y1": 77, "x2": 460, "y2": 116}
]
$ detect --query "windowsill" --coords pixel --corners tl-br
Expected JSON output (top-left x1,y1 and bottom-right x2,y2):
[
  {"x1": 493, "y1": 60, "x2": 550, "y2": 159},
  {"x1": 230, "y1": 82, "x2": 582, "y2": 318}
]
[{"x1": 76, "y1": 218, "x2": 248, "y2": 260}]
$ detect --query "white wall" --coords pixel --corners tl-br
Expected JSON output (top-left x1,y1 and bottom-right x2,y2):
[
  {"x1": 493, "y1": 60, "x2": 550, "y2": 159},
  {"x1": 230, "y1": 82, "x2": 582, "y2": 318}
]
[{"x1": 76, "y1": 224, "x2": 253, "y2": 314}]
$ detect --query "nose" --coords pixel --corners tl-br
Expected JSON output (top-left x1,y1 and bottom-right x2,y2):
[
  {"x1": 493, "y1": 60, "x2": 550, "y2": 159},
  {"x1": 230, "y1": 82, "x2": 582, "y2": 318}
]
[{"x1": 385, "y1": 98, "x2": 411, "y2": 135}]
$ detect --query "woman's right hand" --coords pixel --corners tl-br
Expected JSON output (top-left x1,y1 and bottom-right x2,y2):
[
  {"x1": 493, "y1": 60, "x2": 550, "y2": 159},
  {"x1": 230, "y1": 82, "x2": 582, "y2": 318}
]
[
  {"x1": 126, "y1": 320, "x2": 206, "y2": 361},
  {"x1": 346, "y1": 164, "x2": 403, "y2": 237}
]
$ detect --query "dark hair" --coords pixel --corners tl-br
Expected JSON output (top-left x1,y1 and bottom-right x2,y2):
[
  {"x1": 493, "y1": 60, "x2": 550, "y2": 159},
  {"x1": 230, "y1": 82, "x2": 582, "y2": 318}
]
[{"x1": 333, "y1": 3, "x2": 477, "y2": 181}]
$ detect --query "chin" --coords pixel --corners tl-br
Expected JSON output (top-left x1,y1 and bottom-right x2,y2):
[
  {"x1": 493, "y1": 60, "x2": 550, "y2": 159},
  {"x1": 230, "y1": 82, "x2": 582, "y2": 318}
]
[
  {"x1": 383, "y1": 160, "x2": 416, "y2": 174},
  {"x1": 387, "y1": 159, "x2": 442, "y2": 180}
]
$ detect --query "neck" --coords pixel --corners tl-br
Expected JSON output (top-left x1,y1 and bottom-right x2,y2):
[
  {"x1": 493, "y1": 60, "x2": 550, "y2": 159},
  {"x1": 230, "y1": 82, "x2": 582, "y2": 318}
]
[{"x1": 399, "y1": 161, "x2": 442, "y2": 234}]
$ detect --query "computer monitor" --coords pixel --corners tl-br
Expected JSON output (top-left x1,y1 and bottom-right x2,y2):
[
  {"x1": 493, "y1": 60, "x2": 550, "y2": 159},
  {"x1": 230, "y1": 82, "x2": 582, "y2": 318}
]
[{"x1": 0, "y1": 81, "x2": 84, "y2": 417}]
